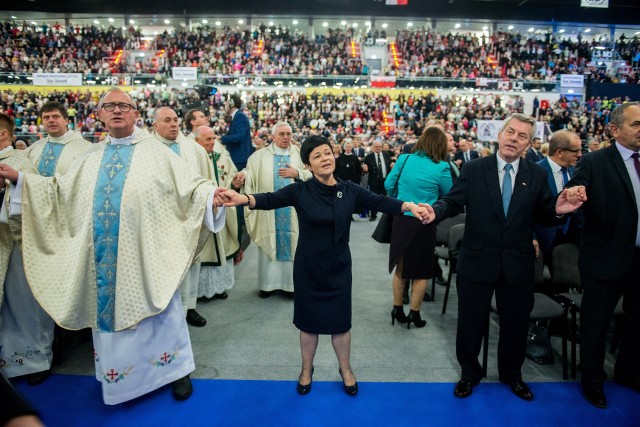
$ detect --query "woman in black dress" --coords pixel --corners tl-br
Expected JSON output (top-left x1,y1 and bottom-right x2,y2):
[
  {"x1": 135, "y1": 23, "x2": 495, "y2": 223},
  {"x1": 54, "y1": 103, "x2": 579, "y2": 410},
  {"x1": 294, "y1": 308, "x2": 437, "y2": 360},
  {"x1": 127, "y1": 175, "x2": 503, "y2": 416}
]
[{"x1": 221, "y1": 136, "x2": 430, "y2": 396}]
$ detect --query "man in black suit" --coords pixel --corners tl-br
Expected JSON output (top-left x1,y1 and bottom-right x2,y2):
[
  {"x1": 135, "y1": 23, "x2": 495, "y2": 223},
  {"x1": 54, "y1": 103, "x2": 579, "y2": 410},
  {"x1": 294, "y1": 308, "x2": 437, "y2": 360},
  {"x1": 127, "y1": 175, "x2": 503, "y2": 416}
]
[
  {"x1": 533, "y1": 130, "x2": 583, "y2": 270},
  {"x1": 564, "y1": 102, "x2": 640, "y2": 409},
  {"x1": 424, "y1": 114, "x2": 581, "y2": 401},
  {"x1": 525, "y1": 137, "x2": 544, "y2": 163},
  {"x1": 453, "y1": 138, "x2": 480, "y2": 169},
  {"x1": 363, "y1": 140, "x2": 391, "y2": 221}
]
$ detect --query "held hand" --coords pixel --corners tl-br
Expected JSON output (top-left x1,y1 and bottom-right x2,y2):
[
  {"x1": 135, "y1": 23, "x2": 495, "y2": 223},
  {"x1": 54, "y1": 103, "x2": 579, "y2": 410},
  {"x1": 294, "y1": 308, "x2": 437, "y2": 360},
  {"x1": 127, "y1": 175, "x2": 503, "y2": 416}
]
[
  {"x1": 411, "y1": 205, "x2": 430, "y2": 224},
  {"x1": 214, "y1": 187, "x2": 228, "y2": 198},
  {"x1": 232, "y1": 172, "x2": 245, "y2": 189},
  {"x1": 362, "y1": 164, "x2": 368, "y2": 173},
  {"x1": 0, "y1": 163, "x2": 19, "y2": 185},
  {"x1": 278, "y1": 164, "x2": 299, "y2": 179},
  {"x1": 219, "y1": 189, "x2": 246, "y2": 207},
  {"x1": 418, "y1": 203, "x2": 436, "y2": 224},
  {"x1": 556, "y1": 186, "x2": 586, "y2": 215}
]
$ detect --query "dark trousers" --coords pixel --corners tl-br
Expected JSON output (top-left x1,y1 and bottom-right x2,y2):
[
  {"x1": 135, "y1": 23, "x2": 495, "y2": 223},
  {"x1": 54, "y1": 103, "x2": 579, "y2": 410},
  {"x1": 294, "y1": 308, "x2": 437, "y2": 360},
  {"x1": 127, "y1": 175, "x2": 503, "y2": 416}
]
[
  {"x1": 368, "y1": 183, "x2": 386, "y2": 219},
  {"x1": 580, "y1": 250, "x2": 640, "y2": 385},
  {"x1": 456, "y1": 273, "x2": 534, "y2": 384}
]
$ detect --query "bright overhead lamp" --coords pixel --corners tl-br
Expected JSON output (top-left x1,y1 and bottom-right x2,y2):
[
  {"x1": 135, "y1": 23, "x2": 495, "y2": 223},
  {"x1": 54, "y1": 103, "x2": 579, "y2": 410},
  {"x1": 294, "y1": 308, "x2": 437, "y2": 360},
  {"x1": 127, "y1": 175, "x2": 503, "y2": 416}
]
[
  {"x1": 508, "y1": 25, "x2": 514, "y2": 30},
  {"x1": 108, "y1": 18, "x2": 114, "y2": 23},
  {"x1": 164, "y1": 19, "x2": 171, "y2": 24},
  {"x1": 382, "y1": 23, "x2": 388, "y2": 28},
  {"x1": 454, "y1": 23, "x2": 461, "y2": 29},
  {"x1": 292, "y1": 20, "x2": 298, "y2": 25}
]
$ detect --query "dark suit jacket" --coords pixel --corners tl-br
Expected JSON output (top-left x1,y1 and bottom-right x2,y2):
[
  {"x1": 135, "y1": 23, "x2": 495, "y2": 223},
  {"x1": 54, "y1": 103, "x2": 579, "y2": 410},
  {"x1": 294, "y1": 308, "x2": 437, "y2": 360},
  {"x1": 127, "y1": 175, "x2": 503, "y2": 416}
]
[
  {"x1": 363, "y1": 151, "x2": 392, "y2": 192},
  {"x1": 221, "y1": 110, "x2": 252, "y2": 168},
  {"x1": 566, "y1": 144, "x2": 639, "y2": 281},
  {"x1": 445, "y1": 154, "x2": 459, "y2": 183},
  {"x1": 533, "y1": 157, "x2": 576, "y2": 256},
  {"x1": 432, "y1": 155, "x2": 563, "y2": 286},
  {"x1": 353, "y1": 147, "x2": 365, "y2": 160},
  {"x1": 525, "y1": 148, "x2": 543, "y2": 163},
  {"x1": 453, "y1": 150, "x2": 480, "y2": 165},
  {"x1": 402, "y1": 143, "x2": 415, "y2": 154}
]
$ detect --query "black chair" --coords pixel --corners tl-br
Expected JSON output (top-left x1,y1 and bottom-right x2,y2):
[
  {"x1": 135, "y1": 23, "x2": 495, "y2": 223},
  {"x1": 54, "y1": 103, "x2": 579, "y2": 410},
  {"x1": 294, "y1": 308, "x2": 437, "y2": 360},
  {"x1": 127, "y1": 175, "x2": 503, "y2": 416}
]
[
  {"x1": 482, "y1": 253, "x2": 569, "y2": 379},
  {"x1": 431, "y1": 213, "x2": 465, "y2": 302},
  {"x1": 552, "y1": 243, "x2": 582, "y2": 378},
  {"x1": 441, "y1": 223, "x2": 465, "y2": 315}
]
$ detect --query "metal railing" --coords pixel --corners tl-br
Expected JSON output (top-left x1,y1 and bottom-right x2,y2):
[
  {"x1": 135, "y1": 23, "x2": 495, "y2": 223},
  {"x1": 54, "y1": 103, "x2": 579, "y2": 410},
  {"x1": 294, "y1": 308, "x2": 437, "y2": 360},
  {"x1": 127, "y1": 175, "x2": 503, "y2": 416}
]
[{"x1": 0, "y1": 72, "x2": 559, "y2": 92}]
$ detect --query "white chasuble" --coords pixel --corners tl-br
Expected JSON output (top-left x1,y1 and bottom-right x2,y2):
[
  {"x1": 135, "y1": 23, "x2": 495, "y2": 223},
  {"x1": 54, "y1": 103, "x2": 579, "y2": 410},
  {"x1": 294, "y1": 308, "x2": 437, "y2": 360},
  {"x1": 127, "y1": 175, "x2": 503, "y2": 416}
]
[
  {"x1": 25, "y1": 130, "x2": 92, "y2": 177},
  {"x1": 20, "y1": 132, "x2": 216, "y2": 331}
]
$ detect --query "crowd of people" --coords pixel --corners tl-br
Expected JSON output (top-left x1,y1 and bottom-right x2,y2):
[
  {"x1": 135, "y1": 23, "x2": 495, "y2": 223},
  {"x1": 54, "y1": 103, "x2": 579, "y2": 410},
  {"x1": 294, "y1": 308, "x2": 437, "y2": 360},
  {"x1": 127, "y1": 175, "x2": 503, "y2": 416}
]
[{"x1": 1, "y1": 20, "x2": 638, "y2": 83}]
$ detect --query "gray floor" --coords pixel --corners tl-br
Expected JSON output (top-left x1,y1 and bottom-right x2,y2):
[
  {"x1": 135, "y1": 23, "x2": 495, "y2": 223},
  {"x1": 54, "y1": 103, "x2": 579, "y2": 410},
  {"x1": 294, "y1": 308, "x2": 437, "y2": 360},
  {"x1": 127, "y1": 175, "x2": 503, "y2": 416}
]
[{"x1": 55, "y1": 215, "x2": 614, "y2": 384}]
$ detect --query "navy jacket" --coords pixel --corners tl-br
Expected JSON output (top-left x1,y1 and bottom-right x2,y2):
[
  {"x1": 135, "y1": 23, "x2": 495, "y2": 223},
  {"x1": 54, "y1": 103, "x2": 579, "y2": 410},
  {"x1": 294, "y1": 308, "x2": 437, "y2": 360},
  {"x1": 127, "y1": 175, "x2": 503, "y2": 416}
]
[{"x1": 221, "y1": 110, "x2": 252, "y2": 168}]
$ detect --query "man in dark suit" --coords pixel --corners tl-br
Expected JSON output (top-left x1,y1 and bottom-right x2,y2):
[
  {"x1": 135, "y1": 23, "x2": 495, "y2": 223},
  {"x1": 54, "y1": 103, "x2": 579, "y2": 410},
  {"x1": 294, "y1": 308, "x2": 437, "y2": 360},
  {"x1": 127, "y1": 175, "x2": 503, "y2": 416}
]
[
  {"x1": 564, "y1": 102, "x2": 640, "y2": 409},
  {"x1": 525, "y1": 137, "x2": 544, "y2": 163},
  {"x1": 453, "y1": 138, "x2": 480, "y2": 169},
  {"x1": 424, "y1": 114, "x2": 580, "y2": 401},
  {"x1": 363, "y1": 140, "x2": 391, "y2": 221},
  {"x1": 533, "y1": 130, "x2": 583, "y2": 270},
  {"x1": 221, "y1": 94, "x2": 252, "y2": 170}
]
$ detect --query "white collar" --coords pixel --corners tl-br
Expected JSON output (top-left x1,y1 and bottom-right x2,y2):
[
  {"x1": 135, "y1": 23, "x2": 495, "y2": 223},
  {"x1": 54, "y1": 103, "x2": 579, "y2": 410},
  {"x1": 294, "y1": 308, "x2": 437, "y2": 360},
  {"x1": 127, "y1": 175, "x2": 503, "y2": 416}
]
[
  {"x1": 546, "y1": 156, "x2": 563, "y2": 173},
  {"x1": 0, "y1": 145, "x2": 14, "y2": 155},
  {"x1": 616, "y1": 141, "x2": 639, "y2": 161},
  {"x1": 49, "y1": 130, "x2": 72, "y2": 143},
  {"x1": 109, "y1": 132, "x2": 137, "y2": 146},
  {"x1": 153, "y1": 131, "x2": 177, "y2": 145},
  {"x1": 496, "y1": 153, "x2": 520, "y2": 174},
  {"x1": 274, "y1": 145, "x2": 290, "y2": 155}
]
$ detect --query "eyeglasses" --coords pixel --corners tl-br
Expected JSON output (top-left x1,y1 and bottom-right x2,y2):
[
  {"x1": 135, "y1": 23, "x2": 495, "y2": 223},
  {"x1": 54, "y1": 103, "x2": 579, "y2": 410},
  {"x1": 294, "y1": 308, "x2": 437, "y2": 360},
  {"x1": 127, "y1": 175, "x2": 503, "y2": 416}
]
[
  {"x1": 101, "y1": 102, "x2": 135, "y2": 112},
  {"x1": 561, "y1": 147, "x2": 581, "y2": 153}
]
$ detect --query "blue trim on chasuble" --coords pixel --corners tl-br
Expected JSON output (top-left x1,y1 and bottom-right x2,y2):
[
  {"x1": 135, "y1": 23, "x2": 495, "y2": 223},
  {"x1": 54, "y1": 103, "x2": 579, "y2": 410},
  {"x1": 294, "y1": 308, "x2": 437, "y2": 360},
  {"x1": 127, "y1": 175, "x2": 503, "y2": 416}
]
[
  {"x1": 93, "y1": 144, "x2": 136, "y2": 332},
  {"x1": 167, "y1": 143, "x2": 181, "y2": 156},
  {"x1": 37, "y1": 141, "x2": 65, "y2": 177},
  {"x1": 273, "y1": 154, "x2": 292, "y2": 261}
]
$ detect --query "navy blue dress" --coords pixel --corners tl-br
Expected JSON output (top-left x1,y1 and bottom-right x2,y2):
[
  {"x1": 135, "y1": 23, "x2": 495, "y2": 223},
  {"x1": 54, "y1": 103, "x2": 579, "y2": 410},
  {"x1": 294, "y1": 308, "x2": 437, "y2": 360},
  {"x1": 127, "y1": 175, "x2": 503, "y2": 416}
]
[{"x1": 252, "y1": 177, "x2": 404, "y2": 334}]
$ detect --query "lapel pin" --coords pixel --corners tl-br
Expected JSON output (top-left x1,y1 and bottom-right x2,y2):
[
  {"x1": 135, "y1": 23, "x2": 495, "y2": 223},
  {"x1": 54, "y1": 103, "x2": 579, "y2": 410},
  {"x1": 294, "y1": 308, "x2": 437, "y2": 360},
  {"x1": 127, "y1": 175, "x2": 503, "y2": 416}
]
[{"x1": 337, "y1": 191, "x2": 343, "y2": 198}]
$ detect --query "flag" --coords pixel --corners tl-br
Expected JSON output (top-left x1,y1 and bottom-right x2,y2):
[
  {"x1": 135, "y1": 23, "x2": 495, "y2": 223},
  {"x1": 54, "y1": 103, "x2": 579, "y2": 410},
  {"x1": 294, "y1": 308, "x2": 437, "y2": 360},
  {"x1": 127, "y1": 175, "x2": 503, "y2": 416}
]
[{"x1": 386, "y1": 0, "x2": 408, "y2": 5}]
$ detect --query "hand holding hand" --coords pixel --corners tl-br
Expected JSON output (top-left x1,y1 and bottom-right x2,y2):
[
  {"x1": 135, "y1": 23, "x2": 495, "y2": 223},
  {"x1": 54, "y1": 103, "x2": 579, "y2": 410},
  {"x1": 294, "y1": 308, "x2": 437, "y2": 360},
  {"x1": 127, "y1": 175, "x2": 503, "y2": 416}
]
[
  {"x1": 556, "y1": 186, "x2": 586, "y2": 214},
  {"x1": 232, "y1": 172, "x2": 245, "y2": 189},
  {"x1": 418, "y1": 202, "x2": 436, "y2": 224},
  {"x1": 219, "y1": 189, "x2": 247, "y2": 207},
  {"x1": 0, "y1": 163, "x2": 19, "y2": 185}
]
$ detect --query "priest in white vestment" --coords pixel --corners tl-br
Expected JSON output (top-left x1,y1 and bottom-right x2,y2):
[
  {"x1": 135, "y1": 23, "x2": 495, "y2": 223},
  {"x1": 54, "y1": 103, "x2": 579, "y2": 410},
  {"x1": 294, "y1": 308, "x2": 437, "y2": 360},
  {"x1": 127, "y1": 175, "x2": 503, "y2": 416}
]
[
  {"x1": 184, "y1": 108, "x2": 210, "y2": 139},
  {"x1": 153, "y1": 106, "x2": 213, "y2": 327},
  {"x1": 194, "y1": 126, "x2": 241, "y2": 299},
  {"x1": 0, "y1": 112, "x2": 55, "y2": 385},
  {"x1": 232, "y1": 122, "x2": 311, "y2": 298},
  {"x1": 0, "y1": 89, "x2": 227, "y2": 405}
]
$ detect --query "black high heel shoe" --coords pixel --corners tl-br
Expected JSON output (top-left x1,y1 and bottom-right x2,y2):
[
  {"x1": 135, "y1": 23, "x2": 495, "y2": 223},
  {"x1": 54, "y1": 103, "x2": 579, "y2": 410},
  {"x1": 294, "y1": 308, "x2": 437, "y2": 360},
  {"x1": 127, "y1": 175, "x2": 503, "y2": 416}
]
[
  {"x1": 406, "y1": 310, "x2": 427, "y2": 329},
  {"x1": 296, "y1": 366, "x2": 314, "y2": 395},
  {"x1": 391, "y1": 306, "x2": 408, "y2": 325},
  {"x1": 338, "y1": 369, "x2": 359, "y2": 396}
]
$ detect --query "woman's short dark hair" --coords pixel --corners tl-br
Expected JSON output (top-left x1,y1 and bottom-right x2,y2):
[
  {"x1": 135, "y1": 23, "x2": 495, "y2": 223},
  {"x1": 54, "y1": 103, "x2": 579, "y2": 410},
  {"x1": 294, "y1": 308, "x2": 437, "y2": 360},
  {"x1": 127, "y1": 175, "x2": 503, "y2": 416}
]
[
  {"x1": 300, "y1": 135, "x2": 332, "y2": 165},
  {"x1": 413, "y1": 127, "x2": 448, "y2": 162}
]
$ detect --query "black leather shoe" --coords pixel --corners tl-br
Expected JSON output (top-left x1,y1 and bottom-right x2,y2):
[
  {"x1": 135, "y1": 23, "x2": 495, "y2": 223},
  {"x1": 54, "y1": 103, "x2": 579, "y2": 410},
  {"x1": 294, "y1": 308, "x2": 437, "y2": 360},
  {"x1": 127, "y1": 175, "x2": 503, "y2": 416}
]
[
  {"x1": 582, "y1": 382, "x2": 607, "y2": 409},
  {"x1": 213, "y1": 291, "x2": 228, "y2": 299},
  {"x1": 259, "y1": 290, "x2": 274, "y2": 298},
  {"x1": 173, "y1": 375, "x2": 193, "y2": 401},
  {"x1": 613, "y1": 375, "x2": 640, "y2": 393},
  {"x1": 454, "y1": 380, "x2": 474, "y2": 398},
  {"x1": 369, "y1": 216, "x2": 377, "y2": 221},
  {"x1": 27, "y1": 370, "x2": 51, "y2": 386},
  {"x1": 186, "y1": 309, "x2": 207, "y2": 327},
  {"x1": 434, "y1": 276, "x2": 446, "y2": 286},
  {"x1": 296, "y1": 366, "x2": 314, "y2": 395},
  {"x1": 339, "y1": 369, "x2": 358, "y2": 396},
  {"x1": 506, "y1": 380, "x2": 534, "y2": 401}
]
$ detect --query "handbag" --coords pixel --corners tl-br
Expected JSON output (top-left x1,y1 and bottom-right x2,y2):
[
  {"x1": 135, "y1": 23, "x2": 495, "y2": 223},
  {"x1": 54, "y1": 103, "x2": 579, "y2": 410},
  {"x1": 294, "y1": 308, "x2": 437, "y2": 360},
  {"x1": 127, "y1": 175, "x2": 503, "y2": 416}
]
[
  {"x1": 371, "y1": 155, "x2": 410, "y2": 244},
  {"x1": 525, "y1": 321, "x2": 554, "y2": 365}
]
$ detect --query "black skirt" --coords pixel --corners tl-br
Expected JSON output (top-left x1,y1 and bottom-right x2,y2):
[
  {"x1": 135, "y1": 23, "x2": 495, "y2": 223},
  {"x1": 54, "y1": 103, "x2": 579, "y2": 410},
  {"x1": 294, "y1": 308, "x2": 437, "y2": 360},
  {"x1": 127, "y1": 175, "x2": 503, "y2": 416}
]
[{"x1": 388, "y1": 214, "x2": 436, "y2": 280}]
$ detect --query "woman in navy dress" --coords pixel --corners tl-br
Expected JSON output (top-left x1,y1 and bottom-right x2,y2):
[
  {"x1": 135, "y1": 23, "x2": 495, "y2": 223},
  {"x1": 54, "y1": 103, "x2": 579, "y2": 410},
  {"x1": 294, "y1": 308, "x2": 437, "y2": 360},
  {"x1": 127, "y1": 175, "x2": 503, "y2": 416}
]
[{"x1": 221, "y1": 136, "x2": 430, "y2": 396}]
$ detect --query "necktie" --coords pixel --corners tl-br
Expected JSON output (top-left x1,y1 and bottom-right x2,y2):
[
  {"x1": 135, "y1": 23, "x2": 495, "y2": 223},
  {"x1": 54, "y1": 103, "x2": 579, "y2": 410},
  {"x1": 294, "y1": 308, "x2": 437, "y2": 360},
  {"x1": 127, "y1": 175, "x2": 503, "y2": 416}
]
[
  {"x1": 465, "y1": 152, "x2": 469, "y2": 162},
  {"x1": 560, "y1": 167, "x2": 570, "y2": 234},
  {"x1": 632, "y1": 153, "x2": 640, "y2": 181},
  {"x1": 377, "y1": 154, "x2": 384, "y2": 178},
  {"x1": 502, "y1": 163, "x2": 513, "y2": 216}
]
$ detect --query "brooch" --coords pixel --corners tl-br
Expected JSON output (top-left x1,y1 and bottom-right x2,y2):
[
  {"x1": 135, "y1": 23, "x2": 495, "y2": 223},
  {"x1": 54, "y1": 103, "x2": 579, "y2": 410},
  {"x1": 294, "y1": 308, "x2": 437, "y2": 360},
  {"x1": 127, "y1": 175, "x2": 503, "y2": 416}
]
[{"x1": 337, "y1": 191, "x2": 343, "y2": 198}]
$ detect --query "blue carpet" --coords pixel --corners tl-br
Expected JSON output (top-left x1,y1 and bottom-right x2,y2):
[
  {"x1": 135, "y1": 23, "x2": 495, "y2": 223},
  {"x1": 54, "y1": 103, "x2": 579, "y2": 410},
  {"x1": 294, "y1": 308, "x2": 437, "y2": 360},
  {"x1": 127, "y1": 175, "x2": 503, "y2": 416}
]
[{"x1": 15, "y1": 375, "x2": 640, "y2": 426}]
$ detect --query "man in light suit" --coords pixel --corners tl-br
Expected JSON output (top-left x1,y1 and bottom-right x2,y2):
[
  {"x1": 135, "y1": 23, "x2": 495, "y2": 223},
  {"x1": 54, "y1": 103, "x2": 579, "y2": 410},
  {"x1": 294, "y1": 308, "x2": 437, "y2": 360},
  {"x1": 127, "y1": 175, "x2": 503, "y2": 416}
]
[
  {"x1": 533, "y1": 130, "x2": 583, "y2": 270},
  {"x1": 424, "y1": 114, "x2": 581, "y2": 401},
  {"x1": 525, "y1": 137, "x2": 544, "y2": 163},
  {"x1": 221, "y1": 94, "x2": 252, "y2": 170},
  {"x1": 363, "y1": 141, "x2": 392, "y2": 221},
  {"x1": 564, "y1": 102, "x2": 640, "y2": 409}
]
